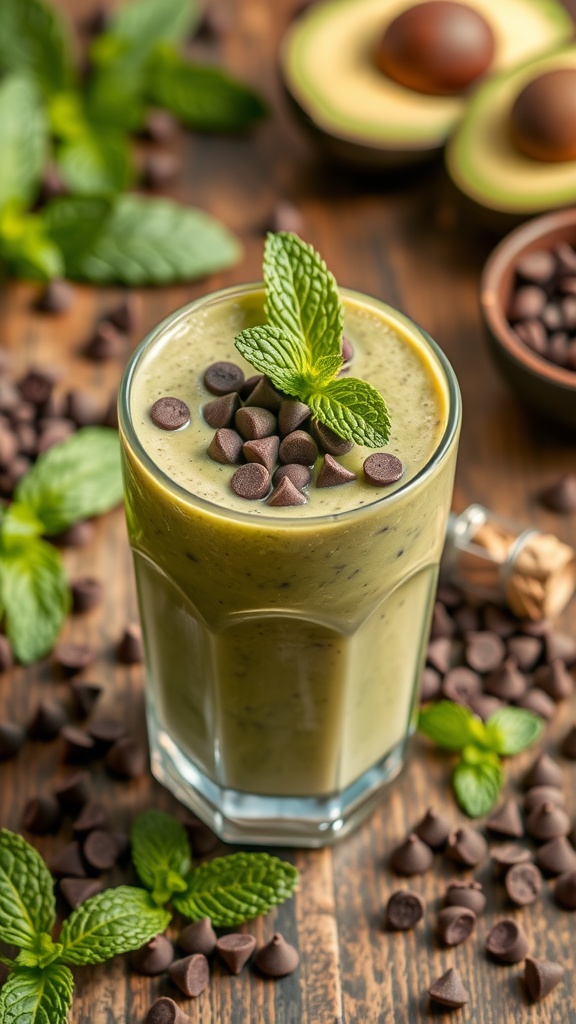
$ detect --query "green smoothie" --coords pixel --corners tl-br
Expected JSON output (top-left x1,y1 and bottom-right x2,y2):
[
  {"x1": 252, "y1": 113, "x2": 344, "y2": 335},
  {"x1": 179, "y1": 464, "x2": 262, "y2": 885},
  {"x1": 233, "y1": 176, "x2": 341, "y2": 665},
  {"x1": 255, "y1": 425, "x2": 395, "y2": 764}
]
[{"x1": 120, "y1": 284, "x2": 460, "y2": 842}]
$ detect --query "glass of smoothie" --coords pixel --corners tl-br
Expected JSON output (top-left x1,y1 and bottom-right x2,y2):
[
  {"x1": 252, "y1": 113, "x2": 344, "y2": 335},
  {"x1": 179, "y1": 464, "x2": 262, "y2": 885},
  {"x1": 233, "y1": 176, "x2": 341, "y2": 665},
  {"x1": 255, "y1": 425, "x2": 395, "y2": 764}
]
[{"x1": 119, "y1": 283, "x2": 461, "y2": 847}]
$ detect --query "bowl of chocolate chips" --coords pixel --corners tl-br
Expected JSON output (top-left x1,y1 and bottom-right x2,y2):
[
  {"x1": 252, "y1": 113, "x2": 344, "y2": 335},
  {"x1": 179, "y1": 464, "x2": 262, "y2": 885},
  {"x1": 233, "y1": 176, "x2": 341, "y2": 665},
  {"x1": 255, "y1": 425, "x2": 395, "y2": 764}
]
[{"x1": 480, "y1": 208, "x2": 576, "y2": 429}]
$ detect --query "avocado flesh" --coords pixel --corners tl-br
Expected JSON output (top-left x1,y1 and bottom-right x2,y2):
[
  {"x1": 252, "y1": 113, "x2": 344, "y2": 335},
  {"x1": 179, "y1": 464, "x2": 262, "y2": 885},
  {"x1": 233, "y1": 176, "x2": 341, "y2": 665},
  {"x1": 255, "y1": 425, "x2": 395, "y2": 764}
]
[
  {"x1": 447, "y1": 46, "x2": 576, "y2": 213},
  {"x1": 281, "y1": 0, "x2": 573, "y2": 153}
]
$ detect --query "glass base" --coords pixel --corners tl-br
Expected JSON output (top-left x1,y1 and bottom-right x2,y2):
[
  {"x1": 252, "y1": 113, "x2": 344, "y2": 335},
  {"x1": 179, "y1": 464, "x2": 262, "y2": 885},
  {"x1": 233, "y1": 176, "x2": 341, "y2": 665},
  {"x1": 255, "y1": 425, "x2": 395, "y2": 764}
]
[{"x1": 147, "y1": 708, "x2": 406, "y2": 848}]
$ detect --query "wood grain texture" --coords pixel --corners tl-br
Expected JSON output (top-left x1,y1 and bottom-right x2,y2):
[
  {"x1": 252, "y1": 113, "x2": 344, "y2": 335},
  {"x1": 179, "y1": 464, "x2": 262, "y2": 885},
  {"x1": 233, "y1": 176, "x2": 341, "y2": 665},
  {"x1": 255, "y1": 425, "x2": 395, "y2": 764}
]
[{"x1": 0, "y1": 1, "x2": 575, "y2": 1022}]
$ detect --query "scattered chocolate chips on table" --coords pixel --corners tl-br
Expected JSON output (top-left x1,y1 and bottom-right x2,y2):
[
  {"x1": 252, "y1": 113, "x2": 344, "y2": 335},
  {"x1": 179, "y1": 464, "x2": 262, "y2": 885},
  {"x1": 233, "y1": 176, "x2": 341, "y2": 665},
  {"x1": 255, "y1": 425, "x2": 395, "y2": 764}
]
[
  {"x1": 485, "y1": 918, "x2": 529, "y2": 963},
  {"x1": 253, "y1": 934, "x2": 300, "y2": 977},
  {"x1": 428, "y1": 967, "x2": 469, "y2": 1010},
  {"x1": 178, "y1": 918, "x2": 217, "y2": 957},
  {"x1": 144, "y1": 998, "x2": 191, "y2": 1024},
  {"x1": 130, "y1": 935, "x2": 175, "y2": 976},
  {"x1": 215, "y1": 933, "x2": 256, "y2": 974},
  {"x1": 384, "y1": 890, "x2": 425, "y2": 931},
  {"x1": 168, "y1": 953, "x2": 210, "y2": 997}
]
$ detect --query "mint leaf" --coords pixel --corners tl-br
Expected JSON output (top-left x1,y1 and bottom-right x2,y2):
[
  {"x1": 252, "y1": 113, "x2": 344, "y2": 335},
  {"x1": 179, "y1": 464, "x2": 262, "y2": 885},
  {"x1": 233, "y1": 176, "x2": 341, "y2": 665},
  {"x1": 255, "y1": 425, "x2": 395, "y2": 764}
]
[
  {"x1": 173, "y1": 852, "x2": 298, "y2": 927},
  {"x1": 0, "y1": 538, "x2": 69, "y2": 664},
  {"x1": 42, "y1": 196, "x2": 113, "y2": 265},
  {"x1": 0, "y1": 964, "x2": 74, "y2": 1024},
  {"x1": 16, "y1": 427, "x2": 123, "y2": 535},
  {"x1": 56, "y1": 130, "x2": 133, "y2": 196},
  {"x1": 0, "y1": 0, "x2": 72, "y2": 95},
  {"x1": 59, "y1": 886, "x2": 170, "y2": 965},
  {"x1": 147, "y1": 46, "x2": 267, "y2": 132},
  {"x1": 15, "y1": 934, "x2": 62, "y2": 970},
  {"x1": 103, "y1": 0, "x2": 199, "y2": 59},
  {"x1": 418, "y1": 701, "x2": 476, "y2": 752},
  {"x1": 85, "y1": 67, "x2": 146, "y2": 132},
  {"x1": 484, "y1": 707, "x2": 543, "y2": 757},
  {"x1": 308, "y1": 377, "x2": 390, "y2": 447},
  {"x1": 131, "y1": 811, "x2": 191, "y2": 904},
  {"x1": 0, "y1": 76, "x2": 47, "y2": 210},
  {"x1": 66, "y1": 195, "x2": 241, "y2": 286},
  {"x1": 0, "y1": 830, "x2": 55, "y2": 950},
  {"x1": 235, "y1": 325, "x2": 308, "y2": 397},
  {"x1": 264, "y1": 232, "x2": 343, "y2": 365},
  {"x1": 0, "y1": 208, "x2": 63, "y2": 282},
  {"x1": 0, "y1": 504, "x2": 44, "y2": 548},
  {"x1": 453, "y1": 753, "x2": 504, "y2": 818}
]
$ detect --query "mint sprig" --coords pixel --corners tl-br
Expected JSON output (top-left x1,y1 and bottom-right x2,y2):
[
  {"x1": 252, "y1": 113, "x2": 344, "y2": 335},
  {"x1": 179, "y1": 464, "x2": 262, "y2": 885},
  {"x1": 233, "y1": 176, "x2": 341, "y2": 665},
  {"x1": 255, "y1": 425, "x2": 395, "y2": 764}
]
[
  {"x1": 235, "y1": 233, "x2": 391, "y2": 447},
  {"x1": 131, "y1": 810, "x2": 299, "y2": 927},
  {"x1": 418, "y1": 700, "x2": 543, "y2": 817}
]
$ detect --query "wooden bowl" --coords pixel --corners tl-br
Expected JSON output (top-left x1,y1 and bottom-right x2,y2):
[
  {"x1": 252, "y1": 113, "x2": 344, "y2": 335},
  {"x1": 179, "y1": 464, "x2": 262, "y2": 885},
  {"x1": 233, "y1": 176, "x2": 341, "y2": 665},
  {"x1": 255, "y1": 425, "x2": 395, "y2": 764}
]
[{"x1": 480, "y1": 209, "x2": 576, "y2": 430}]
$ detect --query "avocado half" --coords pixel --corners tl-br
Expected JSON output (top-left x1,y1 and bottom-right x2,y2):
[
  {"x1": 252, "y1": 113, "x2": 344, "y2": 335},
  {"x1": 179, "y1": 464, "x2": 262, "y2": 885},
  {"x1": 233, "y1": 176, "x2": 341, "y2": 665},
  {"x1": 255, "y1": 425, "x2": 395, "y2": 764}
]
[
  {"x1": 447, "y1": 45, "x2": 576, "y2": 215},
  {"x1": 280, "y1": 0, "x2": 573, "y2": 168}
]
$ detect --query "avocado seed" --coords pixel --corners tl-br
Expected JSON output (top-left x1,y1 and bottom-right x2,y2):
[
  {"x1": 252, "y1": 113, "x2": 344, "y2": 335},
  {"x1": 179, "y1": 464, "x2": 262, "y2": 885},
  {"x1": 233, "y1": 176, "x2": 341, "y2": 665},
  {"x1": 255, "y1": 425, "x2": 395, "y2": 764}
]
[
  {"x1": 509, "y1": 68, "x2": 576, "y2": 162},
  {"x1": 375, "y1": 1, "x2": 495, "y2": 96}
]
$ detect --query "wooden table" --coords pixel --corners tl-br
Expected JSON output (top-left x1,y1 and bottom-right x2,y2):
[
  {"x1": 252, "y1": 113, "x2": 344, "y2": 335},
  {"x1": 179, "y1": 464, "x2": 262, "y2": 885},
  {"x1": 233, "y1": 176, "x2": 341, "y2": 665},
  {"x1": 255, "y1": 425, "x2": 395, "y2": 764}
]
[{"x1": 1, "y1": 1, "x2": 575, "y2": 1021}]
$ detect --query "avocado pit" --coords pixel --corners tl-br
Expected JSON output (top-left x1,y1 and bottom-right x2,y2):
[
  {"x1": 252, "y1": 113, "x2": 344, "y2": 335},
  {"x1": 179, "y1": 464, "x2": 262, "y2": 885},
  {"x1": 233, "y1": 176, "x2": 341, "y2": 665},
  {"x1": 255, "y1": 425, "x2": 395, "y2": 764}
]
[
  {"x1": 375, "y1": 0, "x2": 495, "y2": 96},
  {"x1": 509, "y1": 68, "x2": 576, "y2": 163}
]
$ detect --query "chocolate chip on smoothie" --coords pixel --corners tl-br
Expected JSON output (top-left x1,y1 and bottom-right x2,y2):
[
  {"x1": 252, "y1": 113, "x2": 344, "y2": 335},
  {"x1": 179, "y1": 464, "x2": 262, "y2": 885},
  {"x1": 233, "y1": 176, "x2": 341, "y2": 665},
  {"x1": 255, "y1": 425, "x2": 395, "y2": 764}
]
[
  {"x1": 560, "y1": 723, "x2": 576, "y2": 758},
  {"x1": 505, "y1": 861, "x2": 543, "y2": 906},
  {"x1": 464, "y1": 630, "x2": 506, "y2": 673},
  {"x1": 538, "y1": 473, "x2": 576, "y2": 513},
  {"x1": 428, "y1": 968, "x2": 469, "y2": 1010},
  {"x1": 486, "y1": 799, "x2": 524, "y2": 839},
  {"x1": 168, "y1": 954, "x2": 210, "y2": 996},
  {"x1": 279, "y1": 429, "x2": 318, "y2": 465},
  {"x1": 178, "y1": 918, "x2": 217, "y2": 957},
  {"x1": 215, "y1": 934, "x2": 256, "y2": 974},
  {"x1": 523, "y1": 753, "x2": 564, "y2": 789},
  {"x1": 554, "y1": 869, "x2": 576, "y2": 909},
  {"x1": 267, "y1": 475, "x2": 307, "y2": 507},
  {"x1": 243, "y1": 435, "x2": 280, "y2": 473},
  {"x1": 316, "y1": 454, "x2": 356, "y2": 488},
  {"x1": 117, "y1": 624, "x2": 143, "y2": 664},
  {"x1": 207, "y1": 427, "x2": 243, "y2": 465},
  {"x1": 203, "y1": 392, "x2": 240, "y2": 429},
  {"x1": 536, "y1": 837, "x2": 576, "y2": 876},
  {"x1": 363, "y1": 452, "x2": 403, "y2": 486},
  {"x1": 49, "y1": 841, "x2": 87, "y2": 878},
  {"x1": 70, "y1": 681, "x2": 102, "y2": 719},
  {"x1": 243, "y1": 376, "x2": 283, "y2": 412},
  {"x1": 60, "y1": 877, "x2": 104, "y2": 909},
  {"x1": 105, "y1": 737, "x2": 147, "y2": 778},
  {"x1": 203, "y1": 361, "x2": 245, "y2": 396},
  {"x1": 71, "y1": 576, "x2": 103, "y2": 614},
  {"x1": 22, "y1": 794, "x2": 62, "y2": 835},
  {"x1": 443, "y1": 880, "x2": 486, "y2": 915},
  {"x1": 484, "y1": 658, "x2": 527, "y2": 701},
  {"x1": 437, "y1": 905, "x2": 476, "y2": 946},
  {"x1": 28, "y1": 699, "x2": 68, "y2": 740},
  {"x1": 533, "y1": 660, "x2": 574, "y2": 701},
  {"x1": 384, "y1": 889, "x2": 425, "y2": 930},
  {"x1": 486, "y1": 918, "x2": 529, "y2": 963},
  {"x1": 0, "y1": 720, "x2": 25, "y2": 759},
  {"x1": 149, "y1": 397, "x2": 190, "y2": 431},
  {"x1": 144, "y1": 997, "x2": 191, "y2": 1024},
  {"x1": 231, "y1": 463, "x2": 270, "y2": 500},
  {"x1": 414, "y1": 807, "x2": 451, "y2": 849},
  {"x1": 272, "y1": 463, "x2": 311, "y2": 490},
  {"x1": 239, "y1": 374, "x2": 263, "y2": 400},
  {"x1": 254, "y1": 934, "x2": 300, "y2": 977},
  {"x1": 235, "y1": 405, "x2": 277, "y2": 440},
  {"x1": 54, "y1": 642, "x2": 94, "y2": 676},
  {"x1": 310, "y1": 418, "x2": 353, "y2": 456},
  {"x1": 525, "y1": 956, "x2": 565, "y2": 1003},
  {"x1": 130, "y1": 935, "x2": 175, "y2": 975},
  {"x1": 278, "y1": 399, "x2": 310, "y2": 435},
  {"x1": 390, "y1": 833, "x2": 434, "y2": 875},
  {"x1": 446, "y1": 827, "x2": 487, "y2": 868},
  {"x1": 526, "y1": 802, "x2": 571, "y2": 841}
]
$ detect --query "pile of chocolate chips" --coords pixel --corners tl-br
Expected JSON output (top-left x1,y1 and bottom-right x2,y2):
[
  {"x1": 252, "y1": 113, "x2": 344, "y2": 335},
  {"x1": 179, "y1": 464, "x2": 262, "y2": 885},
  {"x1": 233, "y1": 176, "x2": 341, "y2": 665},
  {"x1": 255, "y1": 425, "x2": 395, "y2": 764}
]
[{"x1": 507, "y1": 243, "x2": 576, "y2": 371}]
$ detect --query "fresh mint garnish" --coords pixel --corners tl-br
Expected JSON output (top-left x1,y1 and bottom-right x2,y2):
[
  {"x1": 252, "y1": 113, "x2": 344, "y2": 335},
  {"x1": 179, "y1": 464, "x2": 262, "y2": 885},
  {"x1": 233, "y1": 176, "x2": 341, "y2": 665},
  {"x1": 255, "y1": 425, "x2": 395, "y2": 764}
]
[
  {"x1": 0, "y1": 0, "x2": 72, "y2": 96},
  {"x1": 131, "y1": 810, "x2": 299, "y2": 927},
  {"x1": 58, "y1": 887, "x2": 170, "y2": 966},
  {"x1": 235, "y1": 233, "x2": 391, "y2": 447},
  {"x1": 418, "y1": 700, "x2": 543, "y2": 817},
  {"x1": 0, "y1": 963, "x2": 74, "y2": 1024},
  {"x1": 0, "y1": 76, "x2": 47, "y2": 211}
]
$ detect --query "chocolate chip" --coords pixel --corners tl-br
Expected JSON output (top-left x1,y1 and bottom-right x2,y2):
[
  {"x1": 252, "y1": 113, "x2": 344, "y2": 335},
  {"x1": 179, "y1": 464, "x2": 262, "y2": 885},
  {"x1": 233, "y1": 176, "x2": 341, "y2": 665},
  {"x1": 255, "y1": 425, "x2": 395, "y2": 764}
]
[
  {"x1": 554, "y1": 869, "x2": 576, "y2": 909},
  {"x1": 436, "y1": 905, "x2": 476, "y2": 946},
  {"x1": 526, "y1": 801, "x2": 571, "y2": 841},
  {"x1": 204, "y1": 361, "x2": 244, "y2": 396},
  {"x1": 545, "y1": 630, "x2": 576, "y2": 667},
  {"x1": 243, "y1": 376, "x2": 283, "y2": 412},
  {"x1": 131, "y1": 935, "x2": 175, "y2": 976},
  {"x1": 515, "y1": 318, "x2": 547, "y2": 353},
  {"x1": 441, "y1": 665, "x2": 481, "y2": 704},
  {"x1": 278, "y1": 429, "x2": 318, "y2": 465},
  {"x1": 54, "y1": 642, "x2": 94, "y2": 677},
  {"x1": 117, "y1": 623, "x2": 143, "y2": 664},
  {"x1": 464, "y1": 630, "x2": 506, "y2": 673},
  {"x1": 49, "y1": 841, "x2": 87, "y2": 878},
  {"x1": 70, "y1": 681, "x2": 102, "y2": 719},
  {"x1": 560, "y1": 723, "x2": 576, "y2": 758},
  {"x1": 60, "y1": 877, "x2": 104, "y2": 909},
  {"x1": 517, "y1": 687, "x2": 556, "y2": 720},
  {"x1": 505, "y1": 861, "x2": 543, "y2": 906},
  {"x1": 267, "y1": 475, "x2": 307, "y2": 506},
  {"x1": 525, "y1": 956, "x2": 565, "y2": 1002},
  {"x1": 0, "y1": 720, "x2": 25, "y2": 759},
  {"x1": 483, "y1": 605, "x2": 521, "y2": 637},
  {"x1": 28, "y1": 699, "x2": 68, "y2": 740},
  {"x1": 516, "y1": 249, "x2": 556, "y2": 284},
  {"x1": 231, "y1": 462, "x2": 270, "y2": 500},
  {"x1": 19, "y1": 368, "x2": 57, "y2": 406},
  {"x1": 414, "y1": 807, "x2": 451, "y2": 849},
  {"x1": 83, "y1": 829, "x2": 121, "y2": 871},
  {"x1": 105, "y1": 737, "x2": 147, "y2": 778},
  {"x1": 61, "y1": 725, "x2": 97, "y2": 762},
  {"x1": 72, "y1": 801, "x2": 109, "y2": 836},
  {"x1": 363, "y1": 452, "x2": 403, "y2": 486},
  {"x1": 243, "y1": 435, "x2": 280, "y2": 473},
  {"x1": 430, "y1": 601, "x2": 456, "y2": 639},
  {"x1": 144, "y1": 997, "x2": 191, "y2": 1024},
  {"x1": 536, "y1": 837, "x2": 576, "y2": 876},
  {"x1": 316, "y1": 454, "x2": 356, "y2": 488},
  {"x1": 150, "y1": 397, "x2": 190, "y2": 431},
  {"x1": 428, "y1": 967, "x2": 469, "y2": 1009},
  {"x1": 509, "y1": 285, "x2": 547, "y2": 320},
  {"x1": 71, "y1": 576, "x2": 103, "y2": 614},
  {"x1": 22, "y1": 794, "x2": 62, "y2": 835},
  {"x1": 341, "y1": 336, "x2": 354, "y2": 362},
  {"x1": 254, "y1": 933, "x2": 299, "y2": 977},
  {"x1": 538, "y1": 473, "x2": 576, "y2": 512},
  {"x1": 484, "y1": 658, "x2": 527, "y2": 701},
  {"x1": 84, "y1": 321, "x2": 127, "y2": 361},
  {"x1": 54, "y1": 771, "x2": 91, "y2": 811},
  {"x1": 203, "y1": 392, "x2": 240, "y2": 429},
  {"x1": 272, "y1": 463, "x2": 311, "y2": 490},
  {"x1": 486, "y1": 799, "x2": 524, "y2": 839},
  {"x1": 106, "y1": 297, "x2": 136, "y2": 334},
  {"x1": 446, "y1": 827, "x2": 487, "y2": 868},
  {"x1": 51, "y1": 520, "x2": 94, "y2": 548},
  {"x1": 215, "y1": 933, "x2": 256, "y2": 974},
  {"x1": 491, "y1": 843, "x2": 532, "y2": 874},
  {"x1": 88, "y1": 716, "x2": 126, "y2": 748},
  {"x1": 384, "y1": 890, "x2": 425, "y2": 930},
  {"x1": 533, "y1": 660, "x2": 573, "y2": 701},
  {"x1": 420, "y1": 666, "x2": 441, "y2": 702},
  {"x1": 140, "y1": 110, "x2": 179, "y2": 143},
  {"x1": 168, "y1": 953, "x2": 210, "y2": 996},
  {"x1": 485, "y1": 918, "x2": 529, "y2": 963},
  {"x1": 507, "y1": 635, "x2": 542, "y2": 671},
  {"x1": 278, "y1": 399, "x2": 310, "y2": 436},
  {"x1": 267, "y1": 200, "x2": 304, "y2": 235},
  {"x1": 555, "y1": 241, "x2": 576, "y2": 273},
  {"x1": 141, "y1": 151, "x2": 180, "y2": 188},
  {"x1": 65, "y1": 389, "x2": 103, "y2": 427},
  {"x1": 390, "y1": 833, "x2": 434, "y2": 876},
  {"x1": 207, "y1": 427, "x2": 243, "y2": 465},
  {"x1": 310, "y1": 419, "x2": 353, "y2": 456},
  {"x1": 443, "y1": 880, "x2": 486, "y2": 915},
  {"x1": 426, "y1": 637, "x2": 452, "y2": 674},
  {"x1": 523, "y1": 753, "x2": 563, "y2": 789},
  {"x1": 37, "y1": 417, "x2": 75, "y2": 454},
  {"x1": 454, "y1": 603, "x2": 481, "y2": 634},
  {"x1": 466, "y1": 693, "x2": 505, "y2": 721},
  {"x1": 178, "y1": 918, "x2": 217, "y2": 957},
  {"x1": 239, "y1": 374, "x2": 263, "y2": 400},
  {"x1": 34, "y1": 279, "x2": 73, "y2": 314},
  {"x1": 437, "y1": 584, "x2": 463, "y2": 609},
  {"x1": 235, "y1": 406, "x2": 277, "y2": 441},
  {"x1": 524, "y1": 785, "x2": 566, "y2": 814}
]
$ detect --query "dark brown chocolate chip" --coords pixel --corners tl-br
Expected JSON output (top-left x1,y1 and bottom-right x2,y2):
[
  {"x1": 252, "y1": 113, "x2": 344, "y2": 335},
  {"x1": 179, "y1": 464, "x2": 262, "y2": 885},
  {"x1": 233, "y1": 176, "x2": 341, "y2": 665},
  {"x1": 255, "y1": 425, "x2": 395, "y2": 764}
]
[
  {"x1": 414, "y1": 807, "x2": 451, "y2": 849},
  {"x1": 536, "y1": 837, "x2": 576, "y2": 876},
  {"x1": 466, "y1": 693, "x2": 505, "y2": 722},
  {"x1": 515, "y1": 319, "x2": 547, "y2": 353},
  {"x1": 509, "y1": 284, "x2": 547, "y2": 320},
  {"x1": 117, "y1": 623, "x2": 143, "y2": 664},
  {"x1": 207, "y1": 427, "x2": 243, "y2": 465},
  {"x1": 254, "y1": 933, "x2": 299, "y2": 977},
  {"x1": 204, "y1": 361, "x2": 245, "y2": 396},
  {"x1": 505, "y1": 861, "x2": 543, "y2": 906},
  {"x1": 390, "y1": 833, "x2": 434, "y2": 876},
  {"x1": 533, "y1": 660, "x2": 573, "y2": 702},
  {"x1": 554, "y1": 869, "x2": 576, "y2": 909},
  {"x1": 539, "y1": 473, "x2": 576, "y2": 512},
  {"x1": 437, "y1": 584, "x2": 463, "y2": 609},
  {"x1": 486, "y1": 918, "x2": 529, "y2": 963},
  {"x1": 141, "y1": 151, "x2": 180, "y2": 188},
  {"x1": 70, "y1": 681, "x2": 102, "y2": 719},
  {"x1": 106, "y1": 297, "x2": 136, "y2": 334},
  {"x1": 181, "y1": 815, "x2": 219, "y2": 856},
  {"x1": 131, "y1": 935, "x2": 175, "y2": 975},
  {"x1": 267, "y1": 476, "x2": 307, "y2": 507},
  {"x1": 272, "y1": 463, "x2": 311, "y2": 491},
  {"x1": 72, "y1": 801, "x2": 109, "y2": 836},
  {"x1": 71, "y1": 576, "x2": 103, "y2": 614},
  {"x1": 84, "y1": 321, "x2": 127, "y2": 361},
  {"x1": 560, "y1": 723, "x2": 576, "y2": 759},
  {"x1": 235, "y1": 405, "x2": 277, "y2": 441},
  {"x1": 54, "y1": 771, "x2": 91, "y2": 811},
  {"x1": 19, "y1": 368, "x2": 57, "y2": 406},
  {"x1": 545, "y1": 631, "x2": 576, "y2": 667},
  {"x1": 49, "y1": 841, "x2": 87, "y2": 878},
  {"x1": 54, "y1": 642, "x2": 94, "y2": 677},
  {"x1": 454, "y1": 603, "x2": 481, "y2": 634},
  {"x1": 486, "y1": 799, "x2": 524, "y2": 839},
  {"x1": 363, "y1": 452, "x2": 403, "y2": 486},
  {"x1": 420, "y1": 666, "x2": 441, "y2": 702},
  {"x1": 484, "y1": 658, "x2": 527, "y2": 701},
  {"x1": 464, "y1": 630, "x2": 506, "y2": 673},
  {"x1": 426, "y1": 637, "x2": 452, "y2": 674},
  {"x1": 507, "y1": 635, "x2": 542, "y2": 672},
  {"x1": 83, "y1": 829, "x2": 122, "y2": 871},
  {"x1": 491, "y1": 843, "x2": 532, "y2": 874},
  {"x1": 168, "y1": 954, "x2": 209, "y2": 996},
  {"x1": 88, "y1": 716, "x2": 126, "y2": 748},
  {"x1": 384, "y1": 889, "x2": 425, "y2": 930},
  {"x1": 35, "y1": 279, "x2": 73, "y2": 314},
  {"x1": 0, "y1": 720, "x2": 25, "y2": 759},
  {"x1": 341, "y1": 336, "x2": 354, "y2": 362},
  {"x1": 446, "y1": 827, "x2": 487, "y2": 868},
  {"x1": 517, "y1": 687, "x2": 556, "y2": 720},
  {"x1": 231, "y1": 463, "x2": 270, "y2": 500},
  {"x1": 278, "y1": 429, "x2": 318, "y2": 466},
  {"x1": 555, "y1": 241, "x2": 576, "y2": 273},
  {"x1": 51, "y1": 520, "x2": 94, "y2": 548},
  {"x1": 150, "y1": 397, "x2": 190, "y2": 431},
  {"x1": 316, "y1": 454, "x2": 356, "y2": 488},
  {"x1": 61, "y1": 725, "x2": 97, "y2": 762},
  {"x1": 216, "y1": 933, "x2": 256, "y2": 974},
  {"x1": 36, "y1": 417, "x2": 75, "y2": 454},
  {"x1": 203, "y1": 392, "x2": 240, "y2": 429},
  {"x1": 430, "y1": 601, "x2": 456, "y2": 639},
  {"x1": 267, "y1": 200, "x2": 304, "y2": 235},
  {"x1": 28, "y1": 699, "x2": 68, "y2": 740},
  {"x1": 443, "y1": 880, "x2": 486, "y2": 915},
  {"x1": 105, "y1": 737, "x2": 147, "y2": 778},
  {"x1": 428, "y1": 967, "x2": 469, "y2": 1009},
  {"x1": 441, "y1": 665, "x2": 481, "y2": 704},
  {"x1": 22, "y1": 795, "x2": 62, "y2": 835},
  {"x1": 524, "y1": 786, "x2": 566, "y2": 815},
  {"x1": 178, "y1": 918, "x2": 217, "y2": 957},
  {"x1": 525, "y1": 956, "x2": 565, "y2": 1002},
  {"x1": 144, "y1": 997, "x2": 191, "y2": 1024},
  {"x1": 243, "y1": 435, "x2": 280, "y2": 473},
  {"x1": 243, "y1": 376, "x2": 283, "y2": 412},
  {"x1": 239, "y1": 374, "x2": 263, "y2": 400},
  {"x1": 278, "y1": 399, "x2": 310, "y2": 436},
  {"x1": 310, "y1": 418, "x2": 353, "y2": 456},
  {"x1": 437, "y1": 905, "x2": 476, "y2": 946},
  {"x1": 516, "y1": 250, "x2": 556, "y2": 284},
  {"x1": 526, "y1": 801, "x2": 570, "y2": 841},
  {"x1": 523, "y1": 753, "x2": 563, "y2": 789},
  {"x1": 60, "y1": 877, "x2": 104, "y2": 909}
]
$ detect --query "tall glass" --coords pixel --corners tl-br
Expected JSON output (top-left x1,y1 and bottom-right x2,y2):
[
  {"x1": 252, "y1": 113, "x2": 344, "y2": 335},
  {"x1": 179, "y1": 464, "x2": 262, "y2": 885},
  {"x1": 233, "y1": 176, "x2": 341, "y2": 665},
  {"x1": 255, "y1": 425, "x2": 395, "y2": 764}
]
[{"x1": 119, "y1": 285, "x2": 461, "y2": 847}]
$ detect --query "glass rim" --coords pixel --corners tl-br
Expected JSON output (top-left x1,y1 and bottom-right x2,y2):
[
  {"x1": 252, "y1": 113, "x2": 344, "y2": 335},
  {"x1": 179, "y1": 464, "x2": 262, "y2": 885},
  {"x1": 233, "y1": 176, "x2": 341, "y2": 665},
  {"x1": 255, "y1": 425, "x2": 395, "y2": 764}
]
[{"x1": 118, "y1": 283, "x2": 462, "y2": 529}]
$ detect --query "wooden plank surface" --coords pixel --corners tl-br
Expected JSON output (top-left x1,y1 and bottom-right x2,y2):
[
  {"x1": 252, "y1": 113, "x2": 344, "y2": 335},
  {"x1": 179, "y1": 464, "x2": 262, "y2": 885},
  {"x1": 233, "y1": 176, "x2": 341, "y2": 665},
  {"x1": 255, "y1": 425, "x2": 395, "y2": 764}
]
[{"x1": 1, "y1": 1, "x2": 575, "y2": 1022}]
